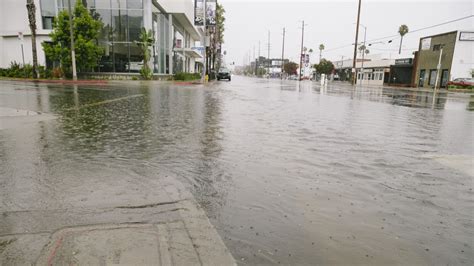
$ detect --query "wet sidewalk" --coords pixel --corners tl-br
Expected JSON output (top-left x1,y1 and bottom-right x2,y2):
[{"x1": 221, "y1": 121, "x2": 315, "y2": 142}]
[{"x1": 0, "y1": 171, "x2": 236, "y2": 265}]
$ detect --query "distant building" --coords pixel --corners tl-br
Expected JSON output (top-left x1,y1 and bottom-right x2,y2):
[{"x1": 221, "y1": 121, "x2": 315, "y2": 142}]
[
  {"x1": 334, "y1": 55, "x2": 395, "y2": 86},
  {"x1": 386, "y1": 58, "x2": 416, "y2": 87},
  {"x1": 251, "y1": 56, "x2": 289, "y2": 77},
  {"x1": 0, "y1": 0, "x2": 203, "y2": 75},
  {"x1": 414, "y1": 30, "x2": 473, "y2": 88}
]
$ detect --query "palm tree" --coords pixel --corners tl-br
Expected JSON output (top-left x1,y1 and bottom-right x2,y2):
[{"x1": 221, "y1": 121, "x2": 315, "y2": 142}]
[
  {"x1": 319, "y1": 44, "x2": 325, "y2": 62},
  {"x1": 26, "y1": 0, "x2": 39, "y2": 78},
  {"x1": 135, "y1": 28, "x2": 154, "y2": 80},
  {"x1": 398, "y1": 24, "x2": 409, "y2": 55}
]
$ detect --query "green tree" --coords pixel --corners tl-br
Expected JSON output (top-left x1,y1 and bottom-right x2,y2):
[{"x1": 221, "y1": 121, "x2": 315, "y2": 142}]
[
  {"x1": 214, "y1": 4, "x2": 226, "y2": 71},
  {"x1": 283, "y1": 62, "x2": 299, "y2": 75},
  {"x1": 135, "y1": 28, "x2": 154, "y2": 80},
  {"x1": 314, "y1": 59, "x2": 334, "y2": 75},
  {"x1": 398, "y1": 24, "x2": 409, "y2": 54},
  {"x1": 43, "y1": 1, "x2": 102, "y2": 77}
]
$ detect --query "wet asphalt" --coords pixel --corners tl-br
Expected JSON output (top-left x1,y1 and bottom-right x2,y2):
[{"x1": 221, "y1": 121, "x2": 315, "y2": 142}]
[{"x1": 0, "y1": 77, "x2": 473, "y2": 265}]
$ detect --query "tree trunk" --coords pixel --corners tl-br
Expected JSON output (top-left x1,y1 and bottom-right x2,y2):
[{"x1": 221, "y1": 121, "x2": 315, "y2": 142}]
[
  {"x1": 26, "y1": 0, "x2": 39, "y2": 79},
  {"x1": 399, "y1": 36, "x2": 403, "y2": 55}
]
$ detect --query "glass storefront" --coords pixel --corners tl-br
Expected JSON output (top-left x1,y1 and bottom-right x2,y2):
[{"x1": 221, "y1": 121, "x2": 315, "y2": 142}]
[{"x1": 50, "y1": 0, "x2": 144, "y2": 73}]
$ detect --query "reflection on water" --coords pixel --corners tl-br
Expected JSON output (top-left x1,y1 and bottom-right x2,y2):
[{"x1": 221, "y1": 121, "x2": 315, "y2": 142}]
[{"x1": 0, "y1": 78, "x2": 473, "y2": 265}]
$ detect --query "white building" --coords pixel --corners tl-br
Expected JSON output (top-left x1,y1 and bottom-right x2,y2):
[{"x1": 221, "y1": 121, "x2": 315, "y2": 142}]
[
  {"x1": 334, "y1": 55, "x2": 396, "y2": 86},
  {"x1": 0, "y1": 0, "x2": 203, "y2": 75}
]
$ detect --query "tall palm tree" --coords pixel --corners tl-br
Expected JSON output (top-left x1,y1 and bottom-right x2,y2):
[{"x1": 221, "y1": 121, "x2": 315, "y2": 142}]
[
  {"x1": 319, "y1": 44, "x2": 325, "y2": 62},
  {"x1": 398, "y1": 24, "x2": 409, "y2": 55},
  {"x1": 26, "y1": 0, "x2": 39, "y2": 78}
]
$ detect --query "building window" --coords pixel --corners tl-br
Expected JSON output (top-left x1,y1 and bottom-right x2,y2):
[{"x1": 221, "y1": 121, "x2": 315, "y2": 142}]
[
  {"x1": 42, "y1": 16, "x2": 54, "y2": 29},
  {"x1": 441, "y1": 69, "x2": 449, "y2": 88},
  {"x1": 433, "y1": 44, "x2": 441, "y2": 51},
  {"x1": 429, "y1": 69, "x2": 437, "y2": 86},
  {"x1": 419, "y1": 69, "x2": 426, "y2": 87},
  {"x1": 40, "y1": 0, "x2": 56, "y2": 29}
]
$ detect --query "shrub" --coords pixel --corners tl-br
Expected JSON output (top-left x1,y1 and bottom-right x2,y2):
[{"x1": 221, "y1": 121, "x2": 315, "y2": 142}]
[
  {"x1": 174, "y1": 72, "x2": 201, "y2": 81},
  {"x1": 52, "y1": 67, "x2": 64, "y2": 79},
  {"x1": 0, "y1": 61, "x2": 34, "y2": 78}
]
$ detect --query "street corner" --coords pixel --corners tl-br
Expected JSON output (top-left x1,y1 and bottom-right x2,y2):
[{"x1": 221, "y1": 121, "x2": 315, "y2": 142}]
[
  {"x1": 35, "y1": 222, "x2": 236, "y2": 266},
  {"x1": 36, "y1": 224, "x2": 164, "y2": 265}
]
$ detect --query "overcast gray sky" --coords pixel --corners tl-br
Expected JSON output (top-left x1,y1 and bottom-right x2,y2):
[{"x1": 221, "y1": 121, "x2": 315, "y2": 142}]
[{"x1": 219, "y1": 0, "x2": 473, "y2": 65}]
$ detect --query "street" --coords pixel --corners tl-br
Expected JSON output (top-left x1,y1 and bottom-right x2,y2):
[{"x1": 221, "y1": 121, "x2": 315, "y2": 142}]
[{"x1": 0, "y1": 76, "x2": 473, "y2": 265}]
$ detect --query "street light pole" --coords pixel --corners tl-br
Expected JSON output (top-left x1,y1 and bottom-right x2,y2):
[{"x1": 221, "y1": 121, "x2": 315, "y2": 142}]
[
  {"x1": 67, "y1": 0, "x2": 77, "y2": 81},
  {"x1": 352, "y1": 0, "x2": 362, "y2": 86},
  {"x1": 281, "y1": 27, "x2": 285, "y2": 80},
  {"x1": 360, "y1": 24, "x2": 367, "y2": 85},
  {"x1": 434, "y1": 47, "x2": 444, "y2": 91},
  {"x1": 201, "y1": 0, "x2": 207, "y2": 83},
  {"x1": 267, "y1": 30, "x2": 270, "y2": 77},
  {"x1": 299, "y1": 20, "x2": 305, "y2": 81}
]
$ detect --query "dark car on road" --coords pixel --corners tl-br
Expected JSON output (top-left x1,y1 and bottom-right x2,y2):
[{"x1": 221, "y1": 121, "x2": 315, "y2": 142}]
[{"x1": 217, "y1": 68, "x2": 231, "y2": 81}]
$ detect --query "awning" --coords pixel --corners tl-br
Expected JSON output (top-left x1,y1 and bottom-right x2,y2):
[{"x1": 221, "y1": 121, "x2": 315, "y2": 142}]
[
  {"x1": 172, "y1": 13, "x2": 201, "y2": 41},
  {"x1": 174, "y1": 48, "x2": 203, "y2": 58}
]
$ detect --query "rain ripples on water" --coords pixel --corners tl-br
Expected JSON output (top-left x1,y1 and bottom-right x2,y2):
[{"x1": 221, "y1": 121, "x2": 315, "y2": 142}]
[{"x1": 0, "y1": 78, "x2": 472, "y2": 265}]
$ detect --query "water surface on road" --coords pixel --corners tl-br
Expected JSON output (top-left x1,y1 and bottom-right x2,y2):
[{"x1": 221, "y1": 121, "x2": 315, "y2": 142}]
[{"x1": 1, "y1": 77, "x2": 473, "y2": 265}]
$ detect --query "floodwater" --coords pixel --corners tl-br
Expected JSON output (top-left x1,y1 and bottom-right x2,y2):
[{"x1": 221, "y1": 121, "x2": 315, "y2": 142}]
[{"x1": 0, "y1": 77, "x2": 473, "y2": 265}]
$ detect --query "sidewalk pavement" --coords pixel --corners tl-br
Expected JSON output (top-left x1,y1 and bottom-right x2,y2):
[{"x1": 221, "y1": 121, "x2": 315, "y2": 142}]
[{"x1": 0, "y1": 174, "x2": 236, "y2": 265}]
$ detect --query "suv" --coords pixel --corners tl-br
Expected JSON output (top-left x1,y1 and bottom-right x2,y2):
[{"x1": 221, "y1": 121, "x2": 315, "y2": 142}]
[{"x1": 217, "y1": 68, "x2": 231, "y2": 81}]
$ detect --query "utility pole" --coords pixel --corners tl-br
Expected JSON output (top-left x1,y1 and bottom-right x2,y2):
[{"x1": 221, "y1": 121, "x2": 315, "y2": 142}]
[
  {"x1": 360, "y1": 24, "x2": 367, "y2": 85},
  {"x1": 281, "y1": 27, "x2": 285, "y2": 79},
  {"x1": 67, "y1": 0, "x2": 77, "y2": 80},
  {"x1": 352, "y1": 0, "x2": 362, "y2": 86},
  {"x1": 267, "y1": 30, "x2": 270, "y2": 77},
  {"x1": 201, "y1": 0, "x2": 207, "y2": 82},
  {"x1": 299, "y1": 21, "x2": 305, "y2": 81},
  {"x1": 434, "y1": 46, "x2": 444, "y2": 91}
]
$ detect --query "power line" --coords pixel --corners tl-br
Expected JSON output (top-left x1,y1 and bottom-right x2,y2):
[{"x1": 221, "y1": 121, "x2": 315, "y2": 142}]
[{"x1": 325, "y1": 15, "x2": 473, "y2": 53}]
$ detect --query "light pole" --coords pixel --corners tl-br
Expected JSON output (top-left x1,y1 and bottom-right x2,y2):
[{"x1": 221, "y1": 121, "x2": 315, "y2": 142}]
[
  {"x1": 359, "y1": 23, "x2": 367, "y2": 85},
  {"x1": 351, "y1": 0, "x2": 362, "y2": 86},
  {"x1": 67, "y1": 0, "x2": 77, "y2": 80},
  {"x1": 201, "y1": 0, "x2": 207, "y2": 82},
  {"x1": 433, "y1": 45, "x2": 444, "y2": 91},
  {"x1": 281, "y1": 27, "x2": 285, "y2": 79},
  {"x1": 299, "y1": 20, "x2": 306, "y2": 81},
  {"x1": 267, "y1": 30, "x2": 271, "y2": 78}
]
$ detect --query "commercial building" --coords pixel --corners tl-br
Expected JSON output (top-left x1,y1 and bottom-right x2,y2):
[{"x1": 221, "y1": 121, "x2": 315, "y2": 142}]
[
  {"x1": 0, "y1": 0, "x2": 203, "y2": 75},
  {"x1": 386, "y1": 58, "x2": 416, "y2": 87},
  {"x1": 414, "y1": 30, "x2": 473, "y2": 88},
  {"x1": 251, "y1": 57, "x2": 289, "y2": 77},
  {"x1": 334, "y1": 55, "x2": 395, "y2": 86}
]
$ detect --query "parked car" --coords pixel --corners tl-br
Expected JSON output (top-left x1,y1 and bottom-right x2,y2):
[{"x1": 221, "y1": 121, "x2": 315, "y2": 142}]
[
  {"x1": 447, "y1": 78, "x2": 474, "y2": 87},
  {"x1": 217, "y1": 68, "x2": 231, "y2": 81}
]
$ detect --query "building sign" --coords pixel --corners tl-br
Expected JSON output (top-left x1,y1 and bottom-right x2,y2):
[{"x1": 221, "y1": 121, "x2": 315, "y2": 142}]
[
  {"x1": 206, "y1": 0, "x2": 217, "y2": 26},
  {"x1": 459, "y1": 32, "x2": 474, "y2": 41},
  {"x1": 301, "y1": 54, "x2": 309, "y2": 64},
  {"x1": 195, "y1": 0, "x2": 217, "y2": 26},
  {"x1": 194, "y1": 0, "x2": 204, "y2": 26},
  {"x1": 421, "y1": 37, "x2": 431, "y2": 50},
  {"x1": 395, "y1": 58, "x2": 413, "y2": 65}
]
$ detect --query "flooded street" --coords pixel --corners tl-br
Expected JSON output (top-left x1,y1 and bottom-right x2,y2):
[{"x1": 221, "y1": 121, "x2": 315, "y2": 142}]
[{"x1": 1, "y1": 77, "x2": 473, "y2": 265}]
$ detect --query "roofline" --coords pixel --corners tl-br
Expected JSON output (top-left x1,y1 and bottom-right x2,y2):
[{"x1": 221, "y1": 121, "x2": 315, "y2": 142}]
[{"x1": 419, "y1": 30, "x2": 458, "y2": 40}]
